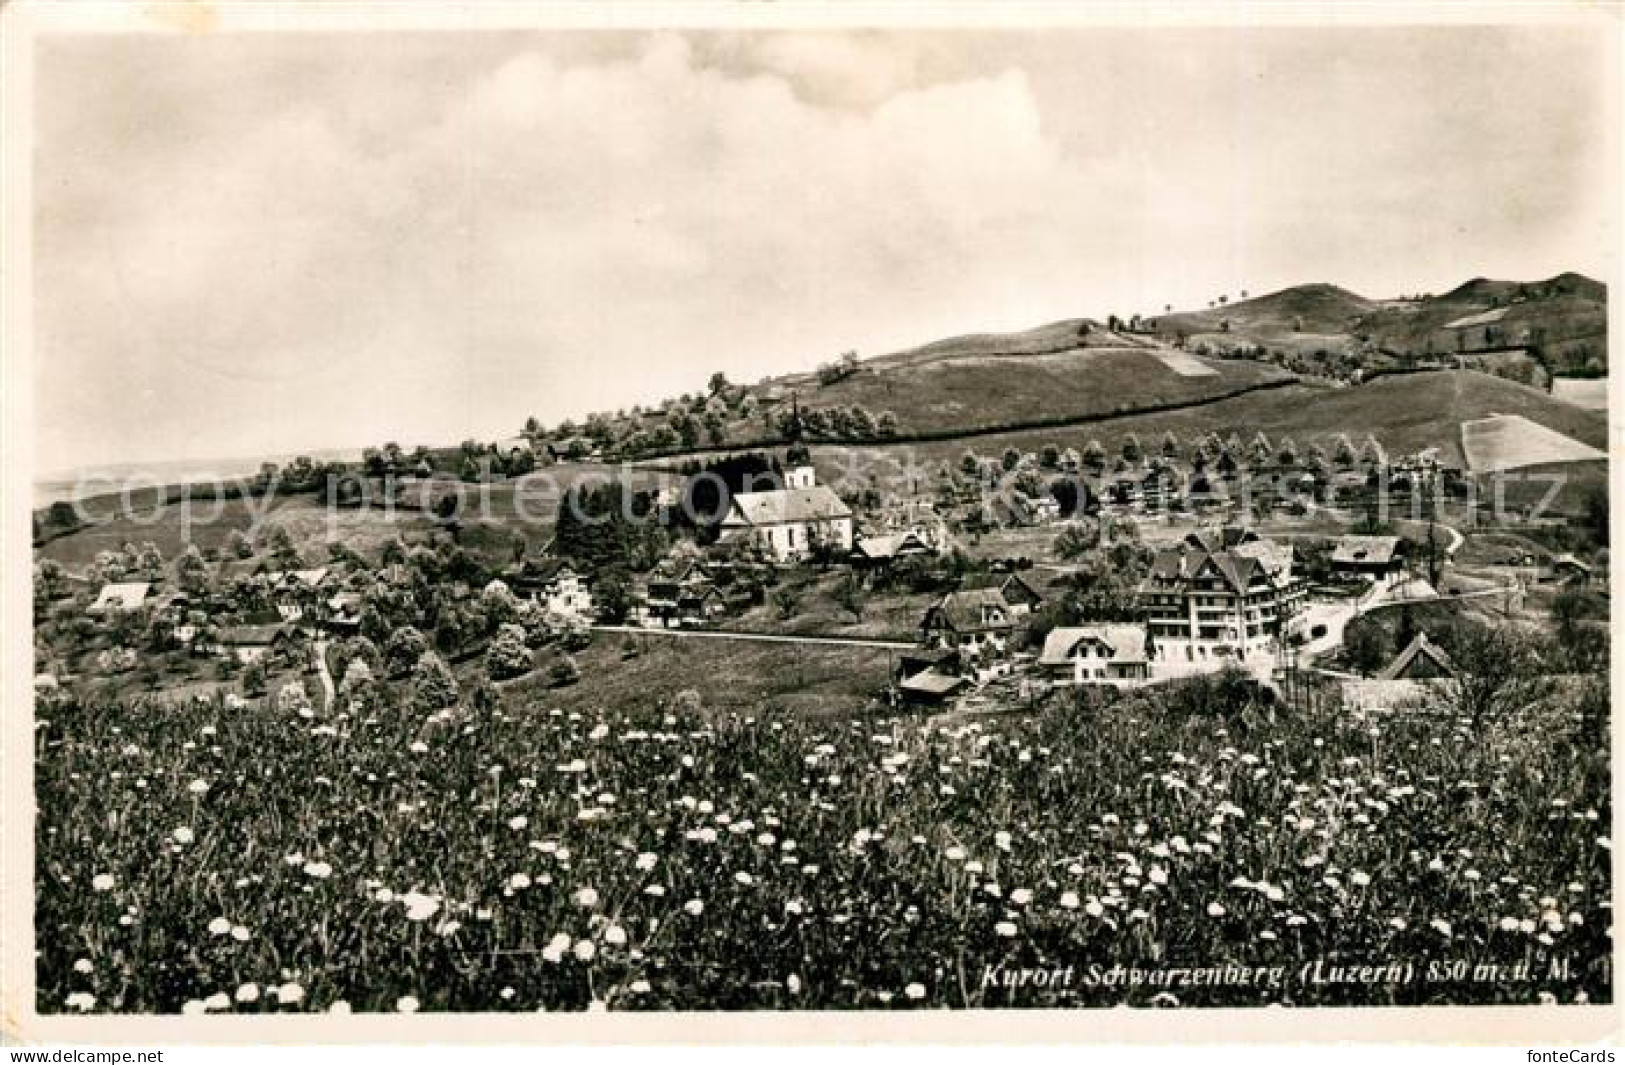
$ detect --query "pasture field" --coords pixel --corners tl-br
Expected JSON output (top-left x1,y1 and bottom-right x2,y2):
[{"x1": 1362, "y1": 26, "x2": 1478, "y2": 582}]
[
  {"x1": 795, "y1": 346, "x2": 1290, "y2": 438},
  {"x1": 501, "y1": 637, "x2": 898, "y2": 719},
  {"x1": 36, "y1": 675, "x2": 1609, "y2": 1013},
  {"x1": 35, "y1": 493, "x2": 307, "y2": 572},
  {"x1": 1460, "y1": 416, "x2": 1608, "y2": 473},
  {"x1": 723, "y1": 571, "x2": 936, "y2": 644},
  {"x1": 34, "y1": 463, "x2": 677, "y2": 574},
  {"x1": 813, "y1": 372, "x2": 1606, "y2": 508}
]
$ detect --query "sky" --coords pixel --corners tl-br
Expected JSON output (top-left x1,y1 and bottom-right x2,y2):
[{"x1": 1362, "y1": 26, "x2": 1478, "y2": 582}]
[{"x1": 33, "y1": 24, "x2": 1618, "y2": 472}]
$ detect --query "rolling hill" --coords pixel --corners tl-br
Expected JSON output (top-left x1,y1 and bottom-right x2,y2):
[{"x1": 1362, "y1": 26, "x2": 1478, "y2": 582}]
[
  {"x1": 1144, "y1": 272, "x2": 1607, "y2": 379},
  {"x1": 816, "y1": 368, "x2": 1607, "y2": 512},
  {"x1": 773, "y1": 331, "x2": 1294, "y2": 439}
]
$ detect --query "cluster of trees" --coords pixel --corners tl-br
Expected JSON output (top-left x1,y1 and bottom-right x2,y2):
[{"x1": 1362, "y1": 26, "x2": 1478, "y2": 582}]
[
  {"x1": 515, "y1": 371, "x2": 771, "y2": 462},
  {"x1": 1046, "y1": 514, "x2": 1156, "y2": 624},
  {"x1": 955, "y1": 430, "x2": 1383, "y2": 491},
  {"x1": 776, "y1": 403, "x2": 898, "y2": 443},
  {"x1": 90, "y1": 540, "x2": 166, "y2": 584},
  {"x1": 360, "y1": 443, "x2": 434, "y2": 478},
  {"x1": 815, "y1": 351, "x2": 861, "y2": 386},
  {"x1": 552, "y1": 481, "x2": 666, "y2": 571},
  {"x1": 672, "y1": 452, "x2": 783, "y2": 532}
]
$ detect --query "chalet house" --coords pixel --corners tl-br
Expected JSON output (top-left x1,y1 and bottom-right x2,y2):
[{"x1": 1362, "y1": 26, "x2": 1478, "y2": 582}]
[
  {"x1": 851, "y1": 530, "x2": 934, "y2": 567},
  {"x1": 501, "y1": 557, "x2": 563, "y2": 597},
  {"x1": 89, "y1": 581, "x2": 152, "y2": 615},
  {"x1": 1375, "y1": 634, "x2": 1455, "y2": 681},
  {"x1": 921, "y1": 588, "x2": 1016, "y2": 656},
  {"x1": 270, "y1": 567, "x2": 331, "y2": 622},
  {"x1": 1330, "y1": 535, "x2": 1405, "y2": 581},
  {"x1": 644, "y1": 563, "x2": 724, "y2": 626},
  {"x1": 960, "y1": 572, "x2": 1043, "y2": 615},
  {"x1": 1136, "y1": 528, "x2": 1306, "y2": 663},
  {"x1": 718, "y1": 466, "x2": 853, "y2": 562},
  {"x1": 1038, "y1": 624, "x2": 1152, "y2": 687},
  {"x1": 217, "y1": 623, "x2": 298, "y2": 666},
  {"x1": 539, "y1": 566, "x2": 595, "y2": 620}
]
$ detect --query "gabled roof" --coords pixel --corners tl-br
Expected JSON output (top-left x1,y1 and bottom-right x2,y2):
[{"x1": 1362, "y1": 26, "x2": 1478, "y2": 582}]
[
  {"x1": 1376, "y1": 634, "x2": 1454, "y2": 681},
  {"x1": 90, "y1": 581, "x2": 152, "y2": 612},
  {"x1": 270, "y1": 566, "x2": 330, "y2": 588},
  {"x1": 961, "y1": 571, "x2": 1042, "y2": 605},
  {"x1": 722, "y1": 485, "x2": 851, "y2": 527},
  {"x1": 853, "y1": 531, "x2": 932, "y2": 560},
  {"x1": 1331, "y1": 535, "x2": 1401, "y2": 566},
  {"x1": 1038, "y1": 624, "x2": 1149, "y2": 667},
  {"x1": 218, "y1": 623, "x2": 292, "y2": 646},
  {"x1": 925, "y1": 588, "x2": 1013, "y2": 633},
  {"x1": 1141, "y1": 534, "x2": 1293, "y2": 596},
  {"x1": 1185, "y1": 526, "x2": 1261, "y2": 553},
  {"x1": 900, "y1": 668, "x2": 968, "y2": 697}
]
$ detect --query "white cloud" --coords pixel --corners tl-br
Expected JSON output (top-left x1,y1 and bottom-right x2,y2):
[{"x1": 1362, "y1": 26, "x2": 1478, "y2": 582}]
[{"x1": 33, "y1": 28, "x2": 1613, "y2": 469}]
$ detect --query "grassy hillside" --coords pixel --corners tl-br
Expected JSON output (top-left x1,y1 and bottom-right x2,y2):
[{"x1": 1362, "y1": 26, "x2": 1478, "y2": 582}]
[
  {"x1": 786, "y1": 342, "x2": 1292, "y2": 438},
  {"x1": 817, "y1": 370, "x2": 1606, "y2": 509},
  {"x1": 1153, "y1": 282, "x2": 1377, "y2": 339},
  {"x1": 1145, "y1": 272, "x2": 1607, "y2": 377}
]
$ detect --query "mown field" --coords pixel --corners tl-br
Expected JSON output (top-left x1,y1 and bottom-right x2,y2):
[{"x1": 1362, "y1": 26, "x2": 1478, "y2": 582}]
[
  {"x1": 36, "y1": 672, "x2": 1609, "y2": 1013},
  {"x1": 793, "y1": 345, "x2": 1292, "y2": 438},
  {"x1": 812, "y1": 371, "x2": 1607, "y2": 516}
]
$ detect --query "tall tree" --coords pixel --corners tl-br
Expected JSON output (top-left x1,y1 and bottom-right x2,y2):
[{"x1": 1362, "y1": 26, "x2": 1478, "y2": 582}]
[{"x1": 411, "y1": 650, "x2": 460, "y2": 712}]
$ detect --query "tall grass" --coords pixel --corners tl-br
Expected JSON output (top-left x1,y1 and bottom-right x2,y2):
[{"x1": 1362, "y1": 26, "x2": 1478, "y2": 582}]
[{"x1": 35, "y1": 676, "x2": 1609, "y2": 1012}]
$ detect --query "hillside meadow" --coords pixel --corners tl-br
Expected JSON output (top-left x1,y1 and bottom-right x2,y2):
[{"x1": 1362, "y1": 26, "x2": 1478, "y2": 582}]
[
  {"x1": 36, "y1": 671, "x2": 1610, "y2": 1012},
  {"x1": 814, "y1": 371, "x2": 1606, "y2": 512}
]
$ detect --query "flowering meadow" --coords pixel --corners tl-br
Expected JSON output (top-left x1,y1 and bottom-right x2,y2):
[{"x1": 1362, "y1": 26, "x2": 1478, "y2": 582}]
[{"x1": 36, "y1": 679, "x2": 1610, "y2": 1013}]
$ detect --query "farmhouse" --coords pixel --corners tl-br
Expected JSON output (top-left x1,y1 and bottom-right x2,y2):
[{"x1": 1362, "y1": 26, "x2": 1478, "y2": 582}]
[
  {"x1": 217, "y1": 623, "x2": 298, "y2": 665},
  {"x1": 851, "y1": 529, "x2": 934, "y2": 567},
  {"x1": 644, "y1": 564, "x2": 724, "y2": 626},
  {"x1": 1137, "y1": 528, "x2": 1306, "y2": 663},
  {"x1": 1038, "y1": 624, "x2": 1152, "y2": 688},
  {"x1": 719, "y1": 466, "x2": 853, "y2": 562},
  {"x1": 89, "y1": 581, "x2": 152, "y2": 615},
  {"x1": 538, "y1": 566, "x2": 595, "y2": 620},
  {"x1": 1330, "y1": 535, "x2": 1405, "y2": 581},
  {"x1": 921, "y1": 588, "x2": 1016, "y2": 656},
  {"x1": 960, "y1": 572, "x2": 1043, "y2": 615},
  {"x1": 270, "y1": 567, "x2": 331, "y2": 621}
]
